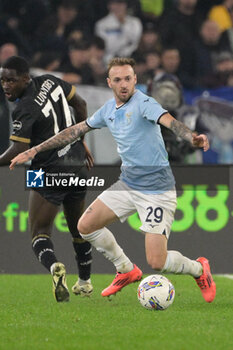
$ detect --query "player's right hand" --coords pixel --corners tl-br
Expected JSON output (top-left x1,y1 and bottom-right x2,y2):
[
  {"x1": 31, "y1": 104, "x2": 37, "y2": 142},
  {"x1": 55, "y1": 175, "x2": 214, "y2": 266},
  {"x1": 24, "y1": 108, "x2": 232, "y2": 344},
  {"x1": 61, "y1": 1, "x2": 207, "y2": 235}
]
[
  {"x1": 9, "y1": 147, "x2": 37, "y2": 170},
  {"x1": 192, "y1": 134, "x2": 209, "y2": 152}
]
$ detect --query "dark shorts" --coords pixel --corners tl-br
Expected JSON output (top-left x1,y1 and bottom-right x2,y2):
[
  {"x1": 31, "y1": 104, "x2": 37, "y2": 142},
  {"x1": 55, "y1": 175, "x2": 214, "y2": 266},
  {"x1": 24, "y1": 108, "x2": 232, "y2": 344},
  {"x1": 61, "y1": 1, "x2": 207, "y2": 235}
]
[
  {"x1": 30, "y1": 160, "x2": 87, "y2": 206},
  {"x1": 32, "y1": 187, "x2": 86, "y2": 206}
]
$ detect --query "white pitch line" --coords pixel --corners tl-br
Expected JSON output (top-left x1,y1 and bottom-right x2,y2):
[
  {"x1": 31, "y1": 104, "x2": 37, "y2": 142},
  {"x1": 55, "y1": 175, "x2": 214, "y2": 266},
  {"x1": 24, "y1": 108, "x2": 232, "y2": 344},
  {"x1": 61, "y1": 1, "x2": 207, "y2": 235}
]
[{"x1": 217, "y1": 274, "x2": 233, "y2": 280}]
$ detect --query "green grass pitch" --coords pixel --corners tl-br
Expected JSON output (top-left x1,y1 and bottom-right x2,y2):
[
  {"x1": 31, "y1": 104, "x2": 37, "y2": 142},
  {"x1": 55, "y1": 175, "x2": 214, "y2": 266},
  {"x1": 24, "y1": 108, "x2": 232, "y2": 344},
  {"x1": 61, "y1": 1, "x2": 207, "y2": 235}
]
[{"x1": 0, "y1": 274, "x2": 232, "y2": 350}]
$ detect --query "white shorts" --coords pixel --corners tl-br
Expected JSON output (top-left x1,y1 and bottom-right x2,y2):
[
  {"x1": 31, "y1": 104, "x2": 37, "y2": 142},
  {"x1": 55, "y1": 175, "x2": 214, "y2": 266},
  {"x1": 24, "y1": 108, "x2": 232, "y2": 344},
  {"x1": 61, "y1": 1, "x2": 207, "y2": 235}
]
[{"x1": 98, "y1": 180, "x2": 177, "y2": 238}]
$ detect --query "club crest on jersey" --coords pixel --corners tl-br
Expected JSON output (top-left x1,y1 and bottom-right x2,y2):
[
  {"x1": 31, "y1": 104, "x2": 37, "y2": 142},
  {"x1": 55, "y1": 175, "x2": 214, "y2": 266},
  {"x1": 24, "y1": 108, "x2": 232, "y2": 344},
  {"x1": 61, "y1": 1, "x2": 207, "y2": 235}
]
[
  {"x1": 26, "y1": 169, "x2": 44, "y2": 188},
  {"x1": 125, "y1": 112, "x2": 132, "y2": 124},
  {"x1": 12, "y1": 120, "x2": 22, "y2": 131}
]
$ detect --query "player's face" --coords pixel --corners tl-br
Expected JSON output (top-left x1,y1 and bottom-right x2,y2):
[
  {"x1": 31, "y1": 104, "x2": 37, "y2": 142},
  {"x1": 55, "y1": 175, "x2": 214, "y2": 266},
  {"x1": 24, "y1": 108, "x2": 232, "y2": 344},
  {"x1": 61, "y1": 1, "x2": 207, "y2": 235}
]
[
  {"x1": 107, "y1": 65, "x2": 137, "y2": 105},
  {"x1": 0, "y1": 68, "x2": 29, "y2": 101}
]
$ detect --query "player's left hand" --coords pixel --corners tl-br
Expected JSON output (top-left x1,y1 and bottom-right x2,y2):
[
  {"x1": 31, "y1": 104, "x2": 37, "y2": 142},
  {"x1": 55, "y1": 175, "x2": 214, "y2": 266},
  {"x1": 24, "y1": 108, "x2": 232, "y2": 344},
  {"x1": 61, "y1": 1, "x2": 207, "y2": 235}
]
[
  {"x1": 9, "y1": 147, "x2": 37, "y2": 170},
  {"x1": 83, "y1": 141, "x2": 94, "y2": 170},
  {"x1": 192, "y1": 134, "x2": 209, "y2": 152}
]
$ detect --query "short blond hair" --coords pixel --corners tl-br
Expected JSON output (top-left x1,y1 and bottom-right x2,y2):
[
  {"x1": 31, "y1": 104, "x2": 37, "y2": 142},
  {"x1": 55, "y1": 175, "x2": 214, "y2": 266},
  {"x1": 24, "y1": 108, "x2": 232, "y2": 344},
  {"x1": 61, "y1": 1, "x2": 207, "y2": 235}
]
[{"x1": 107, "y1": 57, "x2": 136, "y2": 76}]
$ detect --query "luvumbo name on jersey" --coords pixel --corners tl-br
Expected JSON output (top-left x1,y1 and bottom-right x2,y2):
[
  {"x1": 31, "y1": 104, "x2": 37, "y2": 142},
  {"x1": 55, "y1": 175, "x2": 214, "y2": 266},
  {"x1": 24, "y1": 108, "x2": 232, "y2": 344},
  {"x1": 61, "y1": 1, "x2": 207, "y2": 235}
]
[{"x1": 34, "y1": 79, "x2": 55, "y2": 106}]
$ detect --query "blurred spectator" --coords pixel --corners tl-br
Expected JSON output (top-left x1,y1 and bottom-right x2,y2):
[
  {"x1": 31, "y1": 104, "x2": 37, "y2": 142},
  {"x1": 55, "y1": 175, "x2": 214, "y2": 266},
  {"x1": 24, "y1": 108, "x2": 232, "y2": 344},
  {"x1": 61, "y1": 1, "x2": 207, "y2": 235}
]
[
  {"x1": 132, "y1": 50, "x2": 161, "y2": 84},
  {"x1": 0, "y1": 15, "x2": 31, "y2": 57},
  {"x1": 0, "y1": 43, "x2": 18, "y2": 64},
  {"x1": 67, "y1": 0, "x2": 142, "y2": 32},
  {"x1": 88, "y1": 36, "x2": 107, "y2": 86},
  {"x1": 125, "y1": 0, "x2": 142, "y2": 18},
  {"x1": 141, "y1": 0, "x2": 165, "y2": 19},
  {"x1": 95, "y1": 0, "x2": 143, "y2": 63},
  {"x1": 215, "y1": 51, "x2": 233, "y2": 86},
  {"x1": 140, "y1": 0, "x2": 174, "y2": 24},
  {"x1": 196, "y1": 0, "x2": 221, "y2": 18},
  {"x1": 194, "y1": 19, "x2": 232, "y2": 87},
  {"x1": 149, "y1": 73, "x2": 196, "y2": 163},
  {"x1": 67, "y1": 29, "x2": 86, "y2": 44},
  {"x1": 150, "y1": 73, "x2": 183, "y2": 112},
  {"x1": 35, "y1": 0, "x2": 91, "y2": 56},
  {"x1": 134, "y1": 23, "x2": 162, "y2": 55},
  {"x1": 201, "y1": 51, "x2": 233, "y2": 88},
  {"x1": 31, "y1": 51, "x2": 62, "y2": 72},
  {"x1": 208, "y1": 0, "x2": 233, "y2": 32},
  {"x1": 59, "y1": 40, "x2": 95, "y2": 85},
  {"x1": 159, "y1": 0, "x2": 203, "y2": 45},
  {"x1": 75, "y1": 0, "x2": 109, "y2": 31},
  {"x1": 160, "y1": 47, "x2": 181, "y2": 75},
  {"x1": 159, "y1": 46, "x2": 196, "y2": 90},
  {"x1": 0, "y1": 0, "x2": 48, "y2": 45},
  {"x1": 144, "y1": 50, "x2": 161, "y2": 79},
  {"x1": 159, "y1": 0, "x2": 204, "y2": 88},
  {"x1": 132, "y1": 55, "x2": 148, "y2": 84},
  {"x1": 221, "y1": 8, "x2": 233, "y2": 53}
]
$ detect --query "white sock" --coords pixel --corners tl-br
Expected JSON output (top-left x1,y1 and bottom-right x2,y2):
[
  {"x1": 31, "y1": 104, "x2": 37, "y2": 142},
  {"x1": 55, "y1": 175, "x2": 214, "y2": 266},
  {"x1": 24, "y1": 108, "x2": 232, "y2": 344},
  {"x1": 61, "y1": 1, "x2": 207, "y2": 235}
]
[
  {"x1": 50, "y1": 262, "x2": 57, "y2": 275},
  {"x1": 80, "y1": 228, "x2": 134, "y2": 273},
  {"x1": 162, "y1": 250, "x2": 202, "y2": 278},
  {"x1": 78, "y1": 278, "x2": 91, "y2": 285}
]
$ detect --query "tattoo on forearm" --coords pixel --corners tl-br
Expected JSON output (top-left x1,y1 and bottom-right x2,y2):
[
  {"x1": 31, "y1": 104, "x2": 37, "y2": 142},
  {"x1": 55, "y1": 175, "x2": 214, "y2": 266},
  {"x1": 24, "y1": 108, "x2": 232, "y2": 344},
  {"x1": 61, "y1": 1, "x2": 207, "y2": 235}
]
[
  {"x1": 85, "y1": 206, "x2": 93, "y2": 214},
  {"x1": 35, "y1": 121, "x2": 90, "y2": 153},
  {"x1": 170, "y1": 120, "x2": 193, "y2": 142}
]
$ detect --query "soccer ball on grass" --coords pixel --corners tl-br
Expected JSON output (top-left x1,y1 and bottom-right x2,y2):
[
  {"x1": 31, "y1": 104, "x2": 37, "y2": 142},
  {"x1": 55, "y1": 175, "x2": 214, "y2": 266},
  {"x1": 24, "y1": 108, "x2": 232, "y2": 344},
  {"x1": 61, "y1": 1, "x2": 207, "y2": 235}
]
[{"x1": 137, "y1": 274, "x2": 175, "y2": 311}]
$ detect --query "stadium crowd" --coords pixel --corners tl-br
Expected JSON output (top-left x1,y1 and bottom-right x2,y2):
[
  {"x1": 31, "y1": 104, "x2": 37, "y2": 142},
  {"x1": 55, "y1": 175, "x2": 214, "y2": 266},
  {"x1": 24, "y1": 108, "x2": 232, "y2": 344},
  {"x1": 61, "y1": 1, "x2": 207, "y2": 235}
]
[
  {"x1": 1, "y1": 0, "x2": 233, "y2": 89},
  {"x1": 1, "y1": 0, "x2": 233, "y2": 164}
]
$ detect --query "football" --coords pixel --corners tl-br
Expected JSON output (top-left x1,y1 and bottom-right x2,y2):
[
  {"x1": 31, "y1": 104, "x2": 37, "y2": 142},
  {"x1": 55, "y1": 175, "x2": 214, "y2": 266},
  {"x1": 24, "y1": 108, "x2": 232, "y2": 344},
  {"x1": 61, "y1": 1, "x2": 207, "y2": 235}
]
[{"x1": 137, "y1": 274, "x2": 175, "y2": 311}]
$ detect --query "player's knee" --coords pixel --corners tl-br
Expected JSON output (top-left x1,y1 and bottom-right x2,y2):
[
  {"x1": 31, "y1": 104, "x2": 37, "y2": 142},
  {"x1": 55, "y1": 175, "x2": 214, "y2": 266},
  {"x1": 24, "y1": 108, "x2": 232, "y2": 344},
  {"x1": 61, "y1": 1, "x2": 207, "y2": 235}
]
[{"x1": 78, "y1": 217, "x2": 92, "y2": 235}]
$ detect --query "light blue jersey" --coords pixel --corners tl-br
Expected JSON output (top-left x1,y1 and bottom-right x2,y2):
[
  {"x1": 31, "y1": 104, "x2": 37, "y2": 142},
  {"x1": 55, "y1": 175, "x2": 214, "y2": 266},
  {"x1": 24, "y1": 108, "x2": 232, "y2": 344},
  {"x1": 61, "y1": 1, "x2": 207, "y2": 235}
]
[{"x1": 87, "y1": 89, "x2": 175, "y2": 193}]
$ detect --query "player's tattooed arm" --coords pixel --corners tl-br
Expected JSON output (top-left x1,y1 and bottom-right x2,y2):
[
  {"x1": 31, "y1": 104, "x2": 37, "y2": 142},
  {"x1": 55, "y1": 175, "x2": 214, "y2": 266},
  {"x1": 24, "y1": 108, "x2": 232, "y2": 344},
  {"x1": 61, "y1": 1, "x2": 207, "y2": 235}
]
[
  {"x1": 35, "y1": 120, "x2": 91, "y2": 153},
  {"x1": 159, "y1": 112, "x2": 209, "y2": 151},
  {"x1": 170, "y1": 119, "x2": 193, "y2": 143},
  {"x1": 10, "y1": 121, "x2": 91, "y2": 169}
]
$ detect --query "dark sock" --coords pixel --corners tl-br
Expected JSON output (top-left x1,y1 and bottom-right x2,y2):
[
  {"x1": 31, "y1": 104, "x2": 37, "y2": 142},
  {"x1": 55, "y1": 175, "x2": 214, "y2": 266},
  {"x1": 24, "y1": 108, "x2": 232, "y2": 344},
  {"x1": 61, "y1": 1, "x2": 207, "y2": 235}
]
[
  {"x1": 72, "y1": 237, "x2": 92, "y2": 280},
  {"x1": 32, "y1": 235, "x2": 57, "y2": 272}
]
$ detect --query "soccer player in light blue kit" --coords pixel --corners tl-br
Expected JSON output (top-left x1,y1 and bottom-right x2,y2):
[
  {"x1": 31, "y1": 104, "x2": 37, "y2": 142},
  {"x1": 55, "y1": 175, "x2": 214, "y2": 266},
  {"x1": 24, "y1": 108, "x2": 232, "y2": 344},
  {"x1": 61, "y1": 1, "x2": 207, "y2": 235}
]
[{"x1": 11, "y1": 57, "x2": 216, "y2": 303}]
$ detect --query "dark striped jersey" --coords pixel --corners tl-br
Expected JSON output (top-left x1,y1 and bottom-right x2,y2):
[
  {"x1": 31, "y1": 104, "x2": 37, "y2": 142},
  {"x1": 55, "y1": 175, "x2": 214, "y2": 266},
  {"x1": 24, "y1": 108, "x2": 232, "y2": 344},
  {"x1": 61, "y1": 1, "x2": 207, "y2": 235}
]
[{"x1": 10, "y1": 74, "x2": 86, "y2": 170}]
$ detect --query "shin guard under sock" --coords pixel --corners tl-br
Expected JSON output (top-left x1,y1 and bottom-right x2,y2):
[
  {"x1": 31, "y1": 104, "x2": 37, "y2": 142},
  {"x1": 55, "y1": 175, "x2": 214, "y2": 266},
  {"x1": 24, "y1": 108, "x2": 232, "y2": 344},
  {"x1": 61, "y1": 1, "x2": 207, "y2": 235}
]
[
  {"x1": 32, "y1": 234, "x2": 57, "y2": 272},
  {"x1": 72, "y1": 237, "x2": 92, "y2": 281}
]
